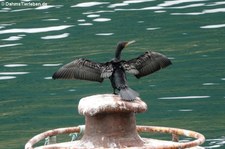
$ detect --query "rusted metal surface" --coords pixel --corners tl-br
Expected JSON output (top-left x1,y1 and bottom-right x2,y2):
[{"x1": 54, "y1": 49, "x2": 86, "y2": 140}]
[
  {"x1": 25, "y1": 94, "x2": 205, "y2": 149},
  {"x1": 172, "y1": 134, "x2": 179, "y2": 142},
  {"x1": 25, "y1": 125, "x2": 205, "y2": 149},
  {"x1": 137, "y1": 125, "x2": 205, "y2": 149},
  {"x1": 78, "y1": 94, "x2": 147, "y2": 116},
  {"x1": 77, "y1": 94, "x2": 146, "y2": 148},
  {"x1": 25, "y1": 127, "x2": 80, "y2": 149},
  {"x1": 79, "y1": 112, "x2": 144, "y2": 148}
]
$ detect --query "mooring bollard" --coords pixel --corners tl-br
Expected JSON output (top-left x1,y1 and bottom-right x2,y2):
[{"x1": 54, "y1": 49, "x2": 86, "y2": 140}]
[
  {"x1": 25, "y1": 94, "x2": 205, "y2": 149},
  {"x1": 77, "y1": 94, "x2": 147, "y2": 148}
]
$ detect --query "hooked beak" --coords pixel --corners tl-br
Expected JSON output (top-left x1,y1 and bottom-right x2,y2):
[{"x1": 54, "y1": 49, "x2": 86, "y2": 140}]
[{"x1": 125, "y1": 40, "x2": 136, "y2": 47}]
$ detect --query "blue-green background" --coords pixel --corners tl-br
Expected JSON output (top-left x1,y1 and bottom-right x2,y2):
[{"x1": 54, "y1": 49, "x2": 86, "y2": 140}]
[{"x1": 0, "y1": 0, "x2": 225, "y2": 148}]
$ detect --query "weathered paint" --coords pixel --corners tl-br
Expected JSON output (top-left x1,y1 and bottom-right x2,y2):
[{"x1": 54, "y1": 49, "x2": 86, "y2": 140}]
[
  {"x1": 78, "y1": 94, "x2": 147, "y2": 116},
  {"x1": 25, "y1": 94, "x2": 205, "y2": 149}
]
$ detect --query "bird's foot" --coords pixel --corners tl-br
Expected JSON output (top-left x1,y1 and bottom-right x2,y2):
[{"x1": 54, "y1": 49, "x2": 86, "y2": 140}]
[{"x1": 113, "y1": 92, "x2": 118, "y2": 95}]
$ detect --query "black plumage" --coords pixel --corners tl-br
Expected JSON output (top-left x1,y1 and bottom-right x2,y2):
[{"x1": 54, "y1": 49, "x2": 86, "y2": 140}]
[{"x1": 52, "y1": 41, "x2": 172, "y2": 101}]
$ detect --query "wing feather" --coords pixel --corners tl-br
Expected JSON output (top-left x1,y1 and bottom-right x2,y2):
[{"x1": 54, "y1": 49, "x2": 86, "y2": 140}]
[
  {"x1": 52, "y1": 58, "x2": 104, "y2": 82},
  {"x1": 123, "y1": 51, "x2": 172, "y2": 78},
  {"x1": 100, "y1": 62, "x2": 113, "y2": 78}
]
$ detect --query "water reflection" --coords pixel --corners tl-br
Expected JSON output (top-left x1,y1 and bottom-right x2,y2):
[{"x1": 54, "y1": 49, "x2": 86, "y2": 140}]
[
  {"x1": 93, "y1": 18, "x2": 111, "y2": 22},
  {"x1": 0, "y1": 23, "x2": 15, "y2": 29},
  {"x1": 200, "y1": 24, "x2": 225, "y2": 29},
  {"x1": 0, "y1": 76, "x2": 16, "y2": 80},
  {"x1": 71, "y1": 2, "x2": 109, "y2": 8},
  {"x1": 168, "y1": 109, "x2": 193, "y2": 112},
  {"x1": 2, "y1": 35, "x2": 24, "y2": 41},
  {"x1": 178, "y1": 109, "x2": 193, "y2": 112},
  {"x1": 83, "y1": 10, "x2": 114, "y2": 14},
  {"x1": 11, "y1": 8, "x2": 33, "y2": 12},
  {"x1": 95, "y1": 33, "x2": 114, "y2": 36},
  {"x1": 108, "y1": 0, "x2": 155, "y2": 8},
  {"x1": 78, "y1": 23, "x2": 93, "y2": 26},
  {"x1": 87, "y1": 14, "x2": 100, "y2": 18},
  {"x1": 0, "y1": 43, "x2": 22, "y2": 48},
  {"x1": 172, "y1": 8, "x2": 225, "y2": 16},
  {"x1": 202, "y1": 83, "x2": 219, "y2": 86},
  {"x1": 108, "y1": 3, "x2": 128, "y2": 8},
  {"x1": 158, "y1": 0, "x2": 206, "y2": 7},
  {"x1": 169, "y1": 3, "x2": 205, "y2": 9},
  {"x1": 77, "y1": 19, "x2": 86, "y2": 22},
  {"x1": 0, "y1": 72, "x2": 29, "y2": 80},
  {"x1": 146, "y1": 27, "x2": 160, "y2": 31},
  {"x1": 35, "y1": 5, "x2": 63, "y2": 10},
  {"x1": 41, "y1": 33, "x2": 69, "y2": 40},
  {"x1": 68, "y1": 89, "x2": 76, "y2": 92},
  {"x1": 158, "y1": 96, "x2": 210, "y2": 100},
  {"x1": 103, "y1": 0, "x2": 225, "y2": 19},
  {"x1": 42, "y1": 19, "x2": 60, "y2": 21},
  {"x1": 207, "y1": 1, "x2": 225, "y2": 6},
  {"x1": 4, "y1": 64, "x2": 28, "y2": 67},
  {"x1": 0, "y1": 25, "x2": 73, "y2": 34},
  {"x1": 204, "y1": 136, "x2": 225, "y2": 148},
  {"x1": 42, "y1": 64, "x2": 62, "y2": 67},
  {"x1": 0, "y1": 72, "x2": 30, "y2": 75}
]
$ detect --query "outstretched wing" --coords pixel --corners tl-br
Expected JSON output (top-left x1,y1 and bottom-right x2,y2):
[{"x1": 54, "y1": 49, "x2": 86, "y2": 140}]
[
  {"x1": 52, "y1": 58, "x2": 104, "y2": 82},
  {"x1": 122, "y1": 51, "x2": 172, "y2": 78}
]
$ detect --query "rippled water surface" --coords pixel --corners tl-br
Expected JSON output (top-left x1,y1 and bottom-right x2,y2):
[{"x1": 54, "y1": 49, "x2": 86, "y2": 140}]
[{"x1": 0, "y1": 0, "x2": 225, "y2": 148}]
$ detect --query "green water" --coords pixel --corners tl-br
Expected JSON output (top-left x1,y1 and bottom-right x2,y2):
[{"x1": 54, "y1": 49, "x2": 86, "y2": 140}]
[{"x1": 0, "y1": 0, "x2": 225, "y2": 148}]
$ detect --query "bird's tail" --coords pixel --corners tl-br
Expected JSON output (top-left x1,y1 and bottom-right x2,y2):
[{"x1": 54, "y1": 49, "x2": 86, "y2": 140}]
[{"x1": 119, "y1": 87, "x2": 139, "y2": 101}]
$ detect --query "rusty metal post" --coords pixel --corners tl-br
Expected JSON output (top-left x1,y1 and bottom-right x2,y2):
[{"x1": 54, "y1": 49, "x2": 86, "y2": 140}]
[
  {"x1": 44, "y1": 136, "x2": 57, "y2": 145},
  {"x1": 78, "y1": 94, "x2": 147, "y2": 148},
  {"x1": 172, "y1": 134, "x2": 179, "y2": 142},
  {"x1": 25, "y1": 94, "x2": 205, "y2": 149}
]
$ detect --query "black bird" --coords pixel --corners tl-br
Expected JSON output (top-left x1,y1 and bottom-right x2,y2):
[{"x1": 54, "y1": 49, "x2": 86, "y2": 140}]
[{"x1": 52, "y1": 41, "x2": 172, "y2": 101}]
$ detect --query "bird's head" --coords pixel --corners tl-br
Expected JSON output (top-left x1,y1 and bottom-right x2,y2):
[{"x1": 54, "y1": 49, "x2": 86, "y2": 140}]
[
  {"x1": 117, "y1": 40, "x2": 136, "y2": 51},
  {"x1": 115, "y1": 40, "x2": 135, "y2": 60}
]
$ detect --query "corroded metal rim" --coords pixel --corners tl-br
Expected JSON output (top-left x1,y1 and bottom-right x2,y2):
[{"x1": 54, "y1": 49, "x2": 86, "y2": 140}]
[
  {"x1": 25, "y1": 127, "x2": 81, "y2": 149},
  {"x1": 25, "y1": 125, "x2": 205, "y2": 149},
  {"x1": 137, "y1": 125, "x2": 205, "y2": 148},
  {"x1": 78, "y1": 94, "x2": 147, "y2": 116}
]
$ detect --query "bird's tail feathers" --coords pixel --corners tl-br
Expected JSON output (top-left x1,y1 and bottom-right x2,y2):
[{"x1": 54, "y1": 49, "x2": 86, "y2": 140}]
[{"x1": 119, "y1": 87, "x2": 139, "y2": 101}]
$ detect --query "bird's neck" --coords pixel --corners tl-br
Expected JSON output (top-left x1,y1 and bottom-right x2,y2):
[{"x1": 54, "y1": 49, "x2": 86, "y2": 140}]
[{"x1": 115, "y1": 48, "x2": 122, "y2": 60}]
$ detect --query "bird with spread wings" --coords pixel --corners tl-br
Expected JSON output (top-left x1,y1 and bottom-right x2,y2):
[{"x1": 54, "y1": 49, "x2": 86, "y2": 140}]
[{"x1": 52, "y1": 41, "x2": 172, "y2": 101}]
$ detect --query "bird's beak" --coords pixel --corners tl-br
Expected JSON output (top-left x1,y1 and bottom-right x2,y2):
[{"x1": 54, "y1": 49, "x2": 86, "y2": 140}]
[{"x1": 125, "y1": 40, "x2": 136, "y2": 47}]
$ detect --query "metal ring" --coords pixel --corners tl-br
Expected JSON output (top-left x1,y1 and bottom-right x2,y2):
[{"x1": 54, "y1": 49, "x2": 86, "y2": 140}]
[{"x1": 25, "y1": 125, "x2": 205, "y2": 149}]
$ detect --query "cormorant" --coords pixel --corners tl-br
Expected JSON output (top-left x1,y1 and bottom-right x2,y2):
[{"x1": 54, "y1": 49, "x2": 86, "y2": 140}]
[{"x1": 52, "y1": 41, "x2": 172, "y2": 101}]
